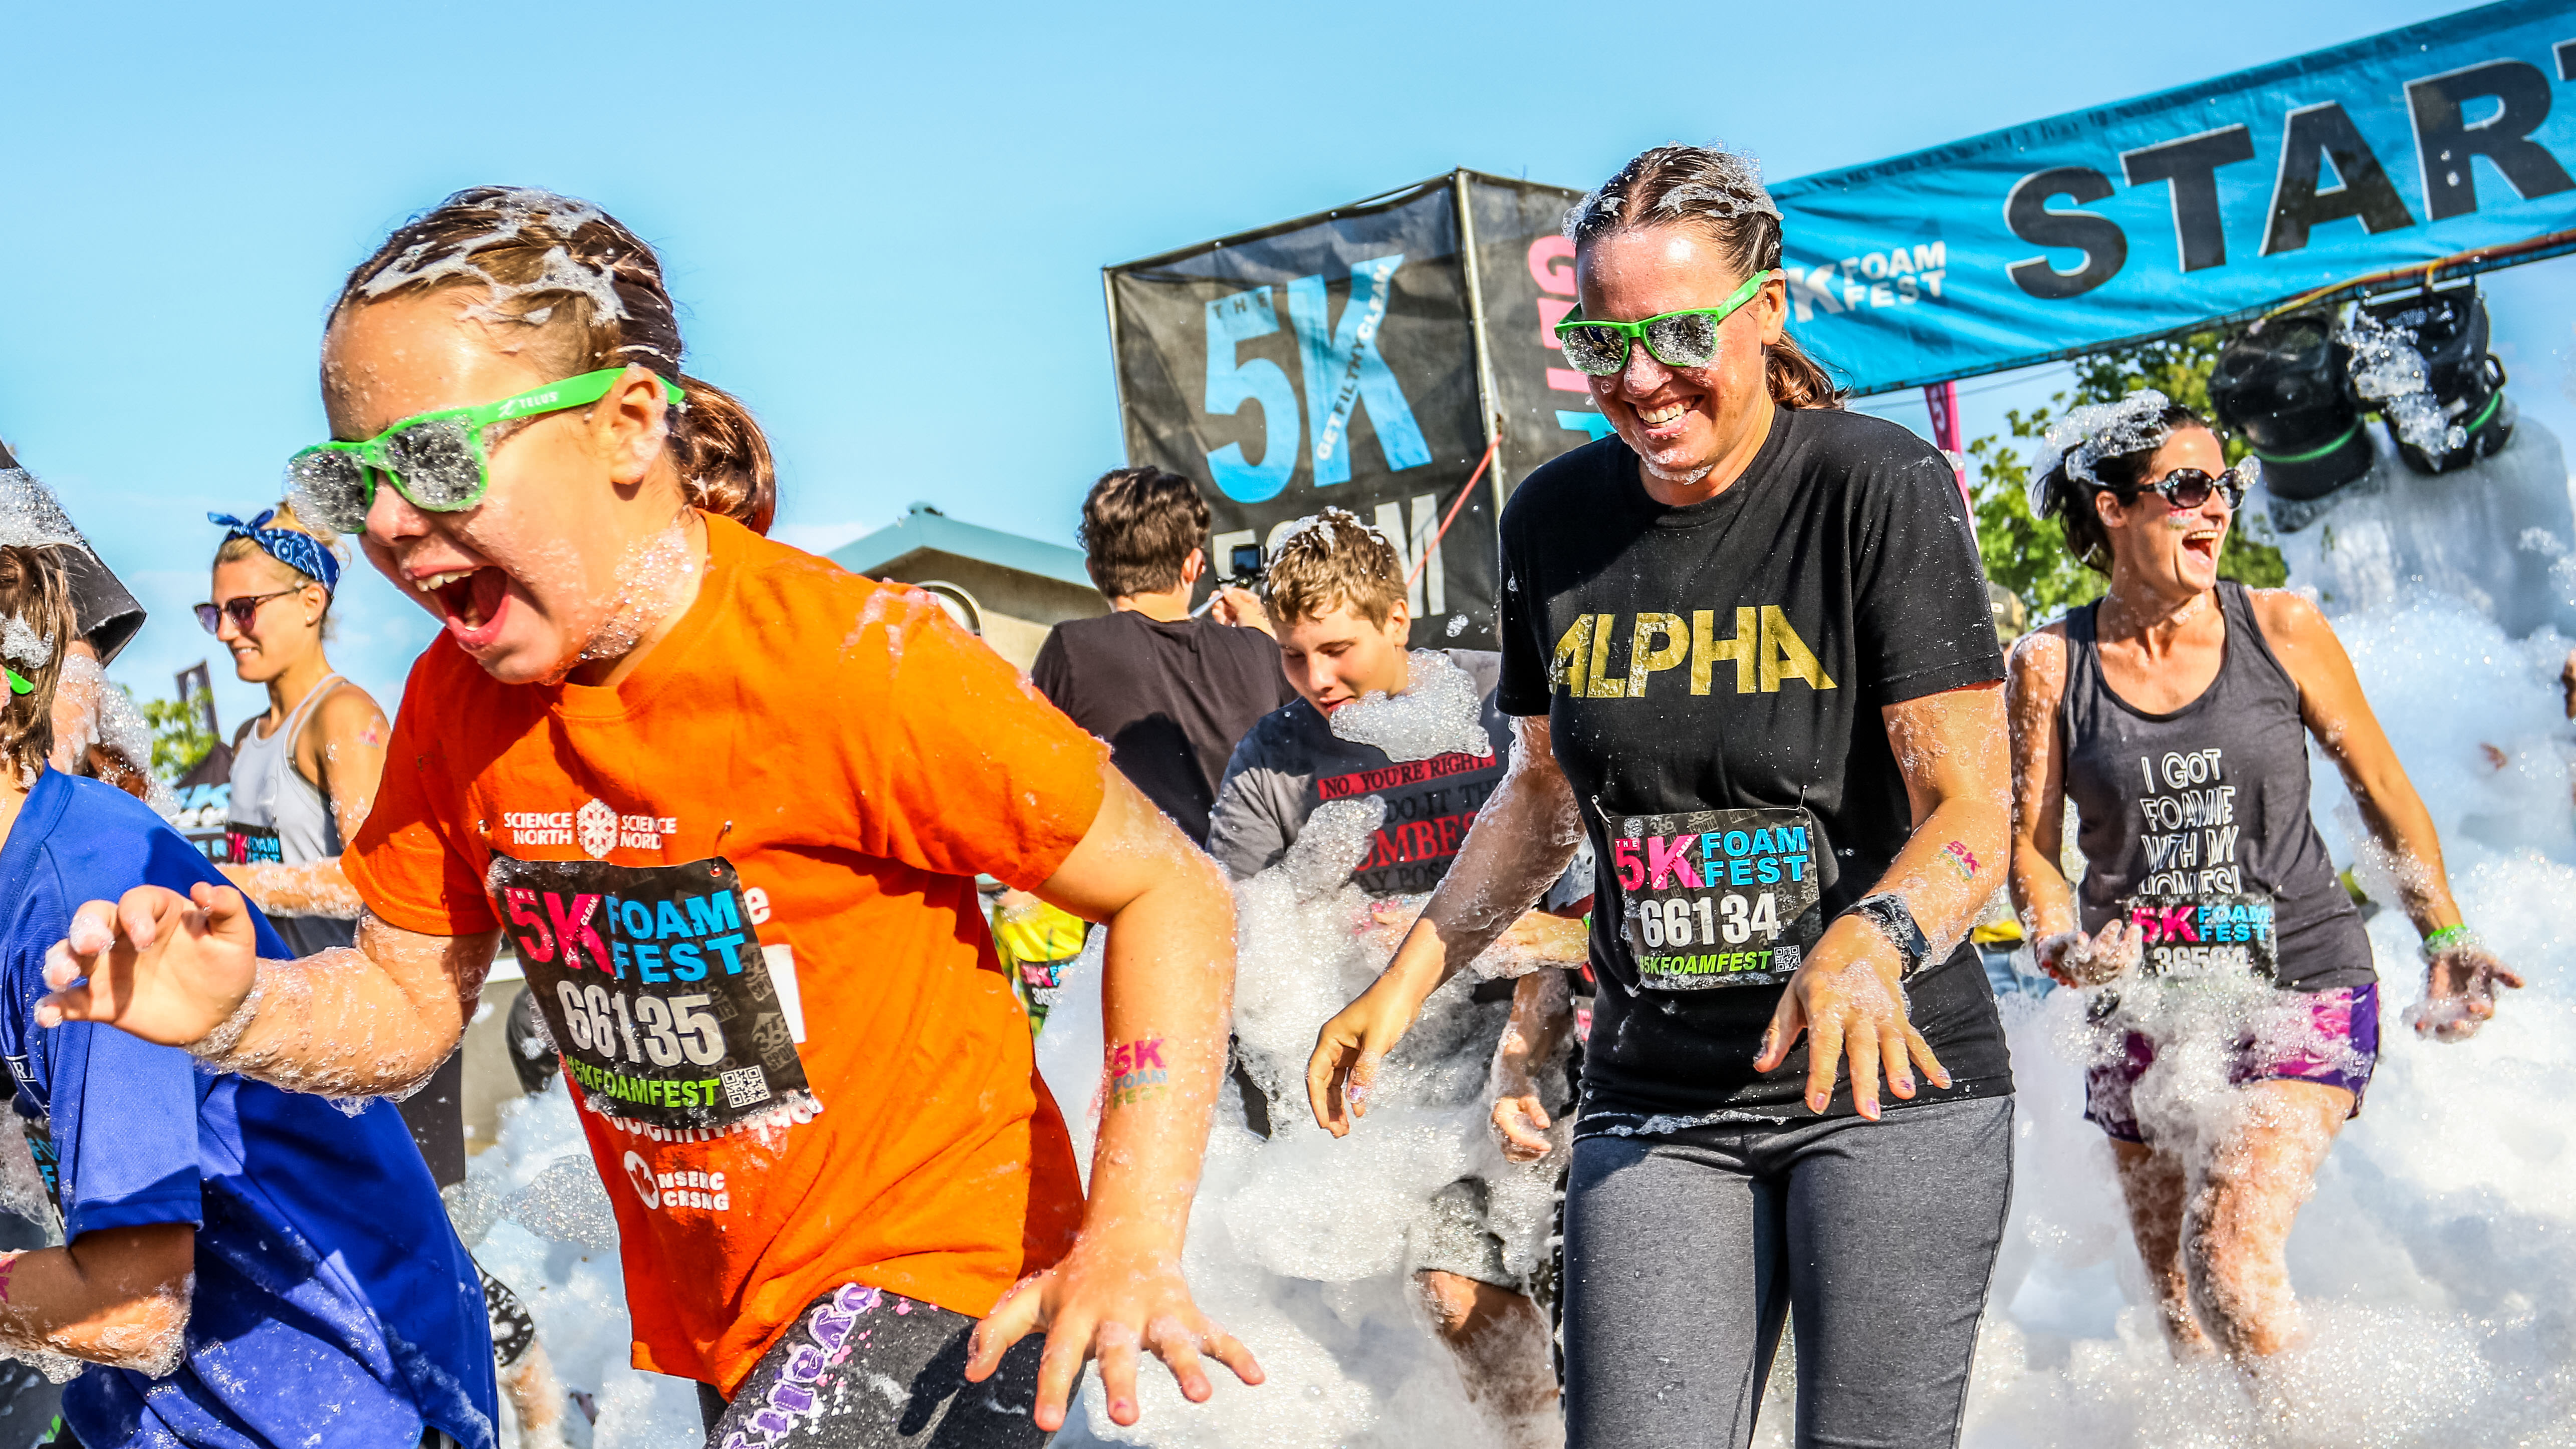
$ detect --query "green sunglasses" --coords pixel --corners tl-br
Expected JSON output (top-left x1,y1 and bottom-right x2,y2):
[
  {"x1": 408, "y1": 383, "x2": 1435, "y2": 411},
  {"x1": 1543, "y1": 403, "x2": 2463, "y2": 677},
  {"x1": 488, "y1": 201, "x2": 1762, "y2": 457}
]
[
  {"x1": 285, "y1": 368, "x2": 686, "y2": 536},
  {"x1": 1552, "y1": 269, "x2": 1780, "y2": 376}
]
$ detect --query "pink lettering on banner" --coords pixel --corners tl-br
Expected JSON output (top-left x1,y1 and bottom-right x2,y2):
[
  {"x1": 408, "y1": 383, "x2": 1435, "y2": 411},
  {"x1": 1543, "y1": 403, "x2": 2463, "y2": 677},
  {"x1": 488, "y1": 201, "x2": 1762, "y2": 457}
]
[{"x1": 1646, "y1": 834, "x2": 1705, "y2": 890}]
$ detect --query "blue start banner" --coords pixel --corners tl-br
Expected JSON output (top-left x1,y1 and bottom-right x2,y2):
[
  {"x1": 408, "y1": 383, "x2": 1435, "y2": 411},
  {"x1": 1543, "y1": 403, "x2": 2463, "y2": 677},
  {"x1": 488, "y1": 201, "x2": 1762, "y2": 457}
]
[{"x1": 1773, "y1": 0, "x2": 2576, "y2": 394}]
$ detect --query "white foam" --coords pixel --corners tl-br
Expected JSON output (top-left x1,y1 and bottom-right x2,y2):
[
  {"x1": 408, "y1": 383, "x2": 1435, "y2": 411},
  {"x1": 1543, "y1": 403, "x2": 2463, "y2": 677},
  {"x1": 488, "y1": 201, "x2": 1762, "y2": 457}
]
[{"x1": 1327, "y1": 650, "x2": 1490, "y2": 764}]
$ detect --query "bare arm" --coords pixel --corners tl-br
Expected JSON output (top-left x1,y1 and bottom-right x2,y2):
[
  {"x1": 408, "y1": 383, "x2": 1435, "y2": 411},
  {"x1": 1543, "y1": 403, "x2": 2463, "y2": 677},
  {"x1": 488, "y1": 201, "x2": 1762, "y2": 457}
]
[
  {"x1": 966, "y1": 762, "x2": 1261, "y2": 1431},
  {"x1": 41, "y1": 887, "x2": 499, "y2": 1096},
  {"x1": 1306, "y1": 717, "x2": 1584, "y2": 1135},
  {"x1": 1746, "y1": 683, "x2": 2007, "y2": 1116},
  {"x1": 0, "y1": 1224, "x2": 194, "y2": 1373},
  {"x1": 2254, "y1": 591, "x2": 2521, "y2": 1036},
  {"x1": 1490, "y1": 968, "x2": 1574, "y2": 1163}
]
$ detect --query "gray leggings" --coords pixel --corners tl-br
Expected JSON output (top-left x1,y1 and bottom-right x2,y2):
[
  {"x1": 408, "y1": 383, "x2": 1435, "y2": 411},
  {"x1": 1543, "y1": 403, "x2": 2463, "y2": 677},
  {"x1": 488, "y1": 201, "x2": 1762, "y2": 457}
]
[{"x1": 1562, "y1": 1095, "x2": 2014, "y2": 1449}]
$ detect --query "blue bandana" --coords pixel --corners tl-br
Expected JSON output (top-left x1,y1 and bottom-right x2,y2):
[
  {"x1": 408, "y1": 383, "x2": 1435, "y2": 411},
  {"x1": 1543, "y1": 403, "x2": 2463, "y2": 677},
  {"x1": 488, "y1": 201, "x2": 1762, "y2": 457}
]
[{"x1": 209, "y1": 510, "x2": 339, "y2": 594}]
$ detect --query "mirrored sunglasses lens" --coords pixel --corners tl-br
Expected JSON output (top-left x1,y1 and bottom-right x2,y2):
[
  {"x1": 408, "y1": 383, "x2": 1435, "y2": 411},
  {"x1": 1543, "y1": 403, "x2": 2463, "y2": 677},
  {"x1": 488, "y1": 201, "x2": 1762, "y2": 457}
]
[
  {"x1": 1643, "y1": 311, "x2": 1721, "y2": 368},
  {"x1": 285, "y1": 449, "x2": 372, "y2": 534},
  {"x1": 2160, "y1": 470, "x2": 2216, "y2": 508},
  {"x1": 381, "y1": 418, "x2": 485, "y2": 509},
  {"x1": 1557, "y1": 325, "x2": 1628, "y2": 376}
]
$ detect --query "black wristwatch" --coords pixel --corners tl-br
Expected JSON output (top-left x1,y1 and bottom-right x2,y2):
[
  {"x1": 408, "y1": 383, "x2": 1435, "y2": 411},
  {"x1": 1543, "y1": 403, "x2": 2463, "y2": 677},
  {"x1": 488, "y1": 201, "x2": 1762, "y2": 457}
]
[{"x1": 1849, "y1": 893, "x2": 1930, "y2": 978}]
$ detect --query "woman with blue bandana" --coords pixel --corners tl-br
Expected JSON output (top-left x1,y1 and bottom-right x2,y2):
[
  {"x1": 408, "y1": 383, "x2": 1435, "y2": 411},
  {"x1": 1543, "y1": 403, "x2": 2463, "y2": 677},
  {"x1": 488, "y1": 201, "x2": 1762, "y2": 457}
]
[{"x1": 204, "y1": 500, "x2": 381, "y2": 951}]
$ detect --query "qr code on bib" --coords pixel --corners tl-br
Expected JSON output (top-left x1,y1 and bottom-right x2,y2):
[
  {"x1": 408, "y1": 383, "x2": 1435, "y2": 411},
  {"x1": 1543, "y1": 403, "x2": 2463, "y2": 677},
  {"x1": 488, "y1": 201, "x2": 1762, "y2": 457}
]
[{"x1": 721, "y1": 1066, "x2": 769, "y2": 1109}]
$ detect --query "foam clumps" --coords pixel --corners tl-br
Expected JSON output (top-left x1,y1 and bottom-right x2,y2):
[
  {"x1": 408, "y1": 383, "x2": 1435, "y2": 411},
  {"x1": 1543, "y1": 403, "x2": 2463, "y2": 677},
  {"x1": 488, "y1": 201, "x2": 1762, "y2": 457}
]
[
  {"x1": 1327, "y1": 650, "x2": 1490, "y2": 765},
  {"x1": 0, "y1": 473, "x2": 83, "y2": 551},
  {"x1": 2027, "y1": 389, "x2": 2174, "y2": 514},
  {"x1": 2339, "y1": 309, "x2": 2465, "y2": 458},
  {"x1": 455, "y1": 1075, "x2": 708, "y2": 1446},
  {"x1": 1039, "y1": 800, "x2": 1565, "y2": 1448}
]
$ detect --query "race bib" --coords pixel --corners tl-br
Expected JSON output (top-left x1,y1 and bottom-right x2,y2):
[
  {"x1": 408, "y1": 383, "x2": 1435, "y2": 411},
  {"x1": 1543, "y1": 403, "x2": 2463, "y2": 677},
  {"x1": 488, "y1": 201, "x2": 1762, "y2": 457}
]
[
  {"x1": 1606, "y1": 805, "x2": 1826, "y2": 990},
  {"x1": 491, "y1": 853, "x2": 814, "y2": 1134},
  {"x1": 2126, "y1": 892, "x2": 2279, "y2": 981}
]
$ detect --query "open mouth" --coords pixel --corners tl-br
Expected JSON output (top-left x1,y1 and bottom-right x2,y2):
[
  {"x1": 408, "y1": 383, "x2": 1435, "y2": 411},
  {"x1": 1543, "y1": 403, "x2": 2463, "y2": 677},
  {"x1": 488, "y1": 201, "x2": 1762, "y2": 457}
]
[
  {"x1": 1637, "y1": 399, "x2": 1694, "y2": 429},
  {"x1": 2181, "y1": 527, "x2": 2225, "y2": 565},
  {"x1": 417, "y1": 566, "x2": 512, "y2": 647}
]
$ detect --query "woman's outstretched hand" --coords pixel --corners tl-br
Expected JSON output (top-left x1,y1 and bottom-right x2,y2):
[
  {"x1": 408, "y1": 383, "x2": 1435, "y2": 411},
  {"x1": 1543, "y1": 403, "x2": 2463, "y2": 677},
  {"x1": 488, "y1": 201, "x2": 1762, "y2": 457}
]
[
  {"x1": 40, "y1": 883, "x2": 260, "y2": 1047},
  {"x1": 2035, "y1": 919, "x2": 2141, "y2": 988},
  {"x1": 1754, "y1": 915, "x2": 1949, "y2": 1120},
  {"x1": 966, "y1": 1227, "x2": 1261, "y2": 1431},
  {"x1": 1306, "y1": 969, "x2": 1427, "y2": 1137},
  {"x1": 2409, "y1": 942, "x2": 2524, "y2": 1042}
]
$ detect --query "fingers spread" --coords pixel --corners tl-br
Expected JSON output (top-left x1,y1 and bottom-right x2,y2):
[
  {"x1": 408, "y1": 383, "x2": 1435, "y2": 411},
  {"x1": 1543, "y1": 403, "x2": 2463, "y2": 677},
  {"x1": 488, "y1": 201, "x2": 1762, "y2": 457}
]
[
  {"x1": 1846, "y1": 1021, "x2": 1883, "y2": 1120},
  {"x1": 1092, "y1": 1319, "x2": 1142, "y2": 1427},
  {"x1": 1032, "y1": 1315, "x2": 1094, "y2": 1434},
  {"x1": 1203, "y1": 1328, "x2": 1264, "y2": 1386},
  {"x1": 965, "y1": 1279, "x2": 1043, "y2": 1384},
  {"x1": 1881, "y1": 1025, "x2": 1917, "y2": 1100},
  {"x1": 1905, "y1": 1025, "x2": 1952, "y2": 1091},
  {"x1": 1804, "y1": 1011, "x2": 1846, "y2": 1115},
  {"x1": 1144, "y1": 1315, "x2": 1211, "y2": 1404},
  {"x1": 1755, "y1": 989, "x2": 1807, "y2": 1073},
  {"x1": 67, "y1": 901, "x2": 119, "y2": 957}
]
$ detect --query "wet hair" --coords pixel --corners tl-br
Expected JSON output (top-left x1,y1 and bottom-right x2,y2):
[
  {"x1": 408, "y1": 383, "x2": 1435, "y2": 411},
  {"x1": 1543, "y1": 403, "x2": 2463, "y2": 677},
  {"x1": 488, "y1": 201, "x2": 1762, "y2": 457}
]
[
  {"x1": 0, "y1": 545, "x2": 74, "y2": 784},
  {"x1": 1565, "y1": 145, "x2": 1843, "y2": 410},
  {"x1": 1262, "y1": 508, "x2": 1405, "y2": 628},
  {"x1": 214, "y1": 499, "x2": 343, "y2": 630},
  {"x1": 1078, "y1": 467, "x2": 1211, "y2": 598},
  {"x1": 333, "y1": 188, "x2": 777, "y2": 535},
  {"x1": 2030, "y1": 401, "x2": 2213, "y2": 573}
]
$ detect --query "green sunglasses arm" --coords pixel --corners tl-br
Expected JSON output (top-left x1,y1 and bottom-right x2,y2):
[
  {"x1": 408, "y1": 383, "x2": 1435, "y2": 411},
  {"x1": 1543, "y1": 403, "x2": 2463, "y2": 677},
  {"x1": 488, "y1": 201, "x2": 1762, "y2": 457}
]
[{"x1": 472, "y1": 367, "x2": 687, "y2": 427}]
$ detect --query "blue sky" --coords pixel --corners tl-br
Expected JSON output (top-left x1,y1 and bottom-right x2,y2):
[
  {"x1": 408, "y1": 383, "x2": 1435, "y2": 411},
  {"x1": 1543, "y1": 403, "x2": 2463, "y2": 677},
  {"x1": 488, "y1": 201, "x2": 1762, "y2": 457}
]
[{"x1": 12, "y1": 0, "x2": 2566, "y2": 730}]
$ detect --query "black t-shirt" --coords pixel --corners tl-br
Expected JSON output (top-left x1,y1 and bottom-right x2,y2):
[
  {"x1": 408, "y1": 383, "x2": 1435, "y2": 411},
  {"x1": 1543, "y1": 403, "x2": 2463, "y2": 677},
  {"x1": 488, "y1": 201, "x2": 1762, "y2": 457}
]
[
  {"x1": 1497, "y1": 407, "x2": 2010, "y2": 1125},
  {"x1": 1030, "y1": 611, "x2": 1298, "y2": 846}
]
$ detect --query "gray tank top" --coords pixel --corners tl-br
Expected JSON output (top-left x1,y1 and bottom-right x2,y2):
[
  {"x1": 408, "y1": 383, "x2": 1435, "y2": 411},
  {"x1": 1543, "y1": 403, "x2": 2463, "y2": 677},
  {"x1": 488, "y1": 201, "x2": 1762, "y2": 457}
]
[
  {"x1": 2059, "y1": 584, "x2": 2373, "y2": 991},
  {"x1": 226, "y1": 675, "x2": 356, "y2": 954}
]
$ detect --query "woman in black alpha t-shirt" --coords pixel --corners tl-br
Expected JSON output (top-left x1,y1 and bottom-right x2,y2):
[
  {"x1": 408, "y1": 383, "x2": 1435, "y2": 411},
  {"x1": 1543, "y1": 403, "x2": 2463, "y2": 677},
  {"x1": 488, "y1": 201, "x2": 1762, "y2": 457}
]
[
  {"x1": 1306, "y1": 145, "x2": 2015, "y2": 1449},
  {"x1": 2008, "y1": 392, "x2": 2519, "y2": 1364}
]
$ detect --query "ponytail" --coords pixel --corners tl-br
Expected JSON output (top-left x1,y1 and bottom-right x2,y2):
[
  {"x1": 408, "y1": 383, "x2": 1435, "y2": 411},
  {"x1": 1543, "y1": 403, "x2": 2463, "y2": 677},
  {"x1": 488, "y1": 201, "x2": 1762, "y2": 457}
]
[{"x1": 671, "y1": 376, "x2": 777, "y2": 536}]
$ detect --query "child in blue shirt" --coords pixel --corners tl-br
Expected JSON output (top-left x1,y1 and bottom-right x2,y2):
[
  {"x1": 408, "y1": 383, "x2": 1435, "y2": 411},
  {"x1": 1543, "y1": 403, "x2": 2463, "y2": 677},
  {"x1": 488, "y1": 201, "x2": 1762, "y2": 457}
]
[{"x1": 0, "y1": 531, "x2": 496, "y2": 1448}]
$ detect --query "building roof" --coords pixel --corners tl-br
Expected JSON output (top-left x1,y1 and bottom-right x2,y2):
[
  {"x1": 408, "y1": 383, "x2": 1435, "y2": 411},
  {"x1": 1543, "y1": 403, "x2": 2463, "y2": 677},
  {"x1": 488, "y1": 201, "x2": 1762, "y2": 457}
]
[{"x1": 827, "y1": 502, "x2": 1094, "y2": 590}]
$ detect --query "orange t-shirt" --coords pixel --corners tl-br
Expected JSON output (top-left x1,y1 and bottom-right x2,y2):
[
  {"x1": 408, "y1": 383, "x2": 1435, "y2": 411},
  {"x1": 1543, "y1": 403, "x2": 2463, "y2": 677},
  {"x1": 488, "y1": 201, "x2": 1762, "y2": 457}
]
[{"x1": 346, "y1": 514, "x2": 1101, "y2": 1393}]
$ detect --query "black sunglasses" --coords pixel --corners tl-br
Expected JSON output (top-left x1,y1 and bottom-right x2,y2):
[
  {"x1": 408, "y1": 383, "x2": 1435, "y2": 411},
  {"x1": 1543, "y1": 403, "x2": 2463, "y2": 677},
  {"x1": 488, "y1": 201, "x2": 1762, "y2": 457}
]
[
  {"x1": 2109, "y1": 463, "x2": 2250, "y2": 513},
  {"x1": 194, "y1": 588, "x2": 302, "y2": 635}
]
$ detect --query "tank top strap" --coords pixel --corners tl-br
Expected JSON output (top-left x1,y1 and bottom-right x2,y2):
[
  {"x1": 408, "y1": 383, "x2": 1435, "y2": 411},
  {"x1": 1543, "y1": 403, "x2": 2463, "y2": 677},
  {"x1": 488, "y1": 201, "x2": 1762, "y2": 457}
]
[
  {"x1": 270, "y1": 673, "x2": 344, "y2": 791},
  {"x1": 2215, "y1": 583, "x2": 2301, "y2": 703},
  {"x1": 2057, "y1": 599, "x2": 2108, "y2": 739},
  {"x1": 278, "y1": 673, "x2": 344, "y2": 749}
]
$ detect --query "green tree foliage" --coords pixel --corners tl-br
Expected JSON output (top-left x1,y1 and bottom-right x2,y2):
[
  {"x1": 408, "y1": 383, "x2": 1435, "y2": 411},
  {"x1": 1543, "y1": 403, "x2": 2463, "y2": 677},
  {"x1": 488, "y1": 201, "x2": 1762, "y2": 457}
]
[
  {"x1": 1967, "y1": 330, "x2": 2289, "y2": 618},
  {"x1": 141, "y1": 689, "x2": 216, "y2": 781}
]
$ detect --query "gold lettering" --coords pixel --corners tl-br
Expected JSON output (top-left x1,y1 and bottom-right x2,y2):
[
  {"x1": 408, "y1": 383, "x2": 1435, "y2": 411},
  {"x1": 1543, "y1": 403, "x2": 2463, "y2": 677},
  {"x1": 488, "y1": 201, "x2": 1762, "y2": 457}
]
[
  {"x1": 1586, "y1": 614, "x2": 1625, "y2": 697},
  {"x1": 1549, "y1": 614, "x2": 1596, "y2": 696},
  {"x1": 1627, "y1": 613, "x2": 1688, "y2": 695},
  {"x1": 1691, "y1": 607, "x2": 1757, "y2": 694},
  {"x1": 1759, "y1": 606, "x2": 1836, "y2": 692}
]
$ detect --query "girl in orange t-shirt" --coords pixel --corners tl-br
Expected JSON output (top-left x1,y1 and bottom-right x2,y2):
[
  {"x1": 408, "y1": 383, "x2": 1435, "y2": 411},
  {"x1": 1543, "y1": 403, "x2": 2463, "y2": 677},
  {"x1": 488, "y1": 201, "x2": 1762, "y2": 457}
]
[{"x1": 44, "y1": 188, "x2": 1260, "y2": 1446}]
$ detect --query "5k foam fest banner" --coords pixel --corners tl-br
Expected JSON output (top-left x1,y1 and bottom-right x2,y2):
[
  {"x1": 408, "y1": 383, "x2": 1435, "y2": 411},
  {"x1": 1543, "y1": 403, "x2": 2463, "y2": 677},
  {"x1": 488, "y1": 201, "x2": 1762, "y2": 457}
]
[
  {"x1": 1105, "y1": 172, "x2": 1601, "y2": 651},
  {"x1": 1774, "y1": 0, "x2": 2576, "y2": 394}
]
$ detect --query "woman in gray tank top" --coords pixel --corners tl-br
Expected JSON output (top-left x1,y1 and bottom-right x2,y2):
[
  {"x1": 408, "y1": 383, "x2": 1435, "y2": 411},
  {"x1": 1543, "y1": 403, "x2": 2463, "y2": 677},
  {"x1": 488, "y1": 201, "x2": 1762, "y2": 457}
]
[
  {"x1": 204, "y1": 503, "x2": 386, "y2": 952},
  {"x1": 2006, "y1": 391, "x2": 2521, "y2": 1367}
]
